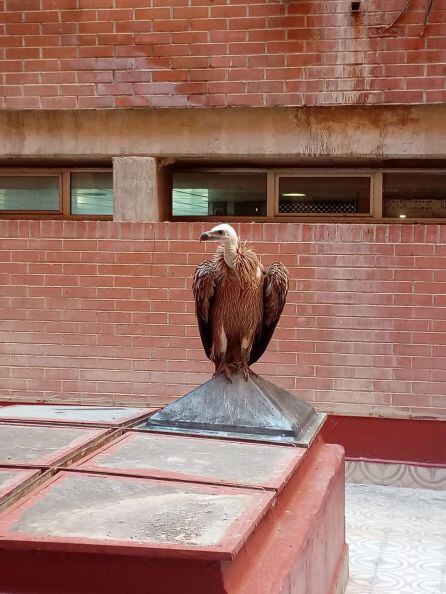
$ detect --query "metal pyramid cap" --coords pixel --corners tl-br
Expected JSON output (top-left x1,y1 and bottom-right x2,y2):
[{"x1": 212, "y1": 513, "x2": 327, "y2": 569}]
[{"x1": 145, "y1": 370, "x2": 326, "y2": 446}]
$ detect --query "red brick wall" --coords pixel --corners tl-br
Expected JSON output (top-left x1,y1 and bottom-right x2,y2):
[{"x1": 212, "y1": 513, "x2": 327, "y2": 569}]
[
  {"x1": 1, "y1": 219, "x2": 445, "y2": 419},
  {"x1": 0, "y1": 0, "x2": 445, "y2": 108}
]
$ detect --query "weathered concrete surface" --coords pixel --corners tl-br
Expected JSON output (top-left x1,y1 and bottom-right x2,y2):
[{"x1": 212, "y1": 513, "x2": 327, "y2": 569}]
[
  {"x1": 0, "y1": 405, "x2": 151, "y2": 426},
  {"x1": 0, "y1": 106, "x2": 445, "y2": 160},
  {"x1": 113, "y1": 156, "x2": 168, "y2": 221},
  {"x1": 0, "y1": 424, "x2": 104, "y2": 466},
  {"x1": 6, "y1": 472, "x2": 273, "y2": 553},
  {"x1": 0, "y1": 470, "x2": 23, "y2": 491},
  {"x1": 0, "y1": 469, "x2": 36, "y2": 495},
  {"x1": 77, "y1": 431, "x2": 303, "y2": 489}
]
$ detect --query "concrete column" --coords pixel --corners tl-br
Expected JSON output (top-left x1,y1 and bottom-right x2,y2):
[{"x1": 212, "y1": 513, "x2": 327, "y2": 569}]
[{"x1": 112, "y1": 156, "x2": 170, "y2": 222}]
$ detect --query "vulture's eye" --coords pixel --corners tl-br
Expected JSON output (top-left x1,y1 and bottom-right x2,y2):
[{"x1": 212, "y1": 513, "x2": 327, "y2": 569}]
[{"x1": 217, "y1": 230, "x2": 224, "y2": 234}]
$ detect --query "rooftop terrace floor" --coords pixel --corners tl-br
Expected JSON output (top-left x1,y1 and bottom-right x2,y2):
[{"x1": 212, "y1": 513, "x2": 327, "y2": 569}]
[{"x1": 346, "y1": 484, "x2": 446, "y2": 594}]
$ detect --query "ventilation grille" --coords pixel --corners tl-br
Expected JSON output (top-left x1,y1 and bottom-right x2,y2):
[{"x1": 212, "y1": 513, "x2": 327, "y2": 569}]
[{"x1": 279, "y1": 200, "x2": 357, "y2": 214}]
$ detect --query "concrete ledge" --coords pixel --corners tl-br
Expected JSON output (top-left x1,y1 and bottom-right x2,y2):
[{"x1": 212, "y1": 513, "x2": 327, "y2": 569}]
[{"x1": 1, "y1": 105, "x2": 445, "y2": 160}]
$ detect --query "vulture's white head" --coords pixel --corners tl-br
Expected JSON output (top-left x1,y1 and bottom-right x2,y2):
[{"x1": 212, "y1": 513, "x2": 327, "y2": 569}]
[{"x1": 200, "y1": 224, "x2": 239, "y2": 247}]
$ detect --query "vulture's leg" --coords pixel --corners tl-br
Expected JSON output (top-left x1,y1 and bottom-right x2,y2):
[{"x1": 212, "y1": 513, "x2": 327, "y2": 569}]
[
  {"x1": 239, "y1": 336, "x2": 258, "y2": 381},
  {"x1": 213, "y1": 327, "x2": 235, "y2": 381}
]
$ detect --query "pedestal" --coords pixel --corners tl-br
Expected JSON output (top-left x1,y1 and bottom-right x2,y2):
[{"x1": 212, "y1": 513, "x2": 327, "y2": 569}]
[
  {"x1": 0, "y1": 394, "x2": 347, "y2": 594},
  {"x1": 0, "y1": 437, "x2": 347, "y2": 594}
]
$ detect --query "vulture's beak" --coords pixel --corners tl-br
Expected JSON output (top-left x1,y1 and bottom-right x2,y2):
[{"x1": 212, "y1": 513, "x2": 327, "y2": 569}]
[{"x1": 200, "y1": 232, "x2": 212, "y2": 242}]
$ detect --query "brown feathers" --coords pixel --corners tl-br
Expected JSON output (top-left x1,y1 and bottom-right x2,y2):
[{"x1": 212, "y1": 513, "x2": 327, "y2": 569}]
[{"x1": 193, "y1": 235, "x2": 289, "y2": 375}]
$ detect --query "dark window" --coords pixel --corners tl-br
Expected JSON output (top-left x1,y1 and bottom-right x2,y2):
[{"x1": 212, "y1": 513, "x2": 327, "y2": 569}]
[
  {"x1": 278, "y1": 176, "x2": 371, "y2": 215},
  {"x1": 172, "y1": 171, "x2": 267, "y2": 217},
  {"x1": 383, "y1": 173, "x2": 446, "y2": 218}
]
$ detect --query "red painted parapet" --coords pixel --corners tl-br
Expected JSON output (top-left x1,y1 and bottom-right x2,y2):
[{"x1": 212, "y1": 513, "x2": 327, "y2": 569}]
[
  {"x1": 223, "y1": 439, "x2": 347, "y2": 594},
  {"x1": 323, "y1": 414, "x2": 446, "y2": 466}
]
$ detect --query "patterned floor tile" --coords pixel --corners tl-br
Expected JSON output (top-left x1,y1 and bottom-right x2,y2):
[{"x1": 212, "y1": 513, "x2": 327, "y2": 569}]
[{"x1": 346, "y1": 484, "x2": 446, "y2": 594}]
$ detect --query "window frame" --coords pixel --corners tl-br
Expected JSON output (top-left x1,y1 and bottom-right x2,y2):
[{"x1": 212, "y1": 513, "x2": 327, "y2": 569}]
[
  {"x1": 171, "y1": 167, "x2": 446, "y2": 223},
  {"x1": 381, "y1": 169, "x2": 446, "y2": 222},
  {"x1": 170, "y1": 168, "x2": 269, "y2": 221},
  {"x1": 0, "y1": 168, "x2": 113, "y2": 220},
  {"x1": 273, "y1": 169, "x2": 381, "y2": 219}
]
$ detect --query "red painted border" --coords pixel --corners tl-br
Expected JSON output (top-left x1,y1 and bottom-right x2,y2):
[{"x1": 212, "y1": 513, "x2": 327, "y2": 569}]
[{"x1": 322, "y1": 415, "x2": 446, "y2": 466}]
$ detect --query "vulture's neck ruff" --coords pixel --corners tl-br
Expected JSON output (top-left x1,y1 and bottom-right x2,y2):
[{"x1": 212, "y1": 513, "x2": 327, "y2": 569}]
[{"x1": 222, "y1": 235, "x2": 238, "y2": 269}]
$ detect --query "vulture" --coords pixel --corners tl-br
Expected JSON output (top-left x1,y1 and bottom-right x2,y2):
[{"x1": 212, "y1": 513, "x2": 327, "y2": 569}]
[{"x1": 193, "y1": 224, "x2": 289, "y2": 381}]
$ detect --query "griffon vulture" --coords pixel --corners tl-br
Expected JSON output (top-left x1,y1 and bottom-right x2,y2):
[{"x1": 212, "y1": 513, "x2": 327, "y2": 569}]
[{"x1": 193, "y1": 224, "x2": 289, "y2": 381}]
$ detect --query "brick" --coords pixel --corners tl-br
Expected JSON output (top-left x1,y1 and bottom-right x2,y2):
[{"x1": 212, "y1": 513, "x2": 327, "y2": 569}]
[
  {"x1": 116, "y1": 20, "x2": 153, "y2": 33},
  {"x1": 43, "y1": 47, "x2": 78, "y2": 59},
  {"x1": 172, "y1": 6, "x2": 208, "y2": 18},
  {"x1": 0, "y1": 60, "x2": 23, "y2": 72},
  {"x1": 77, "y1": 95, "x2": 114, "y2": 108},
  {"x1": 6, "y1": 0, "x2": 40, "y2": 9},
  {"x1": 209, "y1": 29, "x2": 244, "y2": 43},
  {"x1": 229, "y1": 16, "x2": 266, "y2": 30},
  {"x1": 249, "y1": 29, "x2": 286, "y2": 42},
  {"x1": 40, "y1": 71, "x2": 76, "y2": 84},
  {"x1": 97, "y1": 82, "x2": 133, "y2": 95},
  {"x1": 0, "y1": 84, "x2": 22, "y2": 96},
  {"x1": 24, "y1": 10, "x2": 59, "y2": 22},
  {"x1": 76, "y1": 71, "x2": 113, "y2": 83},
  {"x1": 26, "y1": 59, "x2": 60, "y2": 72},
  {"x1": 153, "y1": 19, "x2": 189, "y2": 32},
  {"x1": 247, "y1": 80, "x2": 284, "y2": 93},
  {"x1": 78, "y1": 21, "x2": 114, "y2": 34},
  {"x1": 40, "y1": 96, "x2": 77, "y2": 108},
  {"x1": 210, "y1": 5, "x2": 246, "y2": 18},
  {"x1": 0, "y1": 35, "x2": 23, "y2": 47},
  {"x1": 133, "y1": 81, "x2": 173, "y2": 95},
  {"x1": 61, "y1": 34, "x2": 97, "y2": 46},
  {"x1": 6, "y1": 23, "x2": 39, "y2": 34},
  {"x1": 190, "y1": 18, "x2": 227, "y2": 31},
  {"x1": 227, "y1": 68, "x2": 263, "y2": 82}
]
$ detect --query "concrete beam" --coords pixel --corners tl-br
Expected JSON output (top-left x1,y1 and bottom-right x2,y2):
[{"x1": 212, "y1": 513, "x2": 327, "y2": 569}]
[{"x1": 0, "y1": 105, "x2": 445, "y2": 161}]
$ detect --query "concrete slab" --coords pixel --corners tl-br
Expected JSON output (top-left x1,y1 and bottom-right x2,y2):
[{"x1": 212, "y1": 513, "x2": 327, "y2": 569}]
[
  {"x1": 0, "y1": 471, "x2": 274, "y2": 560},
  {"x1": 0, "y1": 424, "x2": 110, "y2": 468},
  {"x1": 0, "y1": 405, "x2": 154, "y2": 427},
  {"x1": 75, "y1": 431, "x2": 304, "y2": 491}
]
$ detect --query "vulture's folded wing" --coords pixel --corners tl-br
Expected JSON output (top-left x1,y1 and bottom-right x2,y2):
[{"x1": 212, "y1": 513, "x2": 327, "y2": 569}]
[
  {"x1": 192, "y1": 260, "x2": 216, "y2": 360},
  {"x1": 249, "y1": 262, "x2": 289, "y2": 365}
]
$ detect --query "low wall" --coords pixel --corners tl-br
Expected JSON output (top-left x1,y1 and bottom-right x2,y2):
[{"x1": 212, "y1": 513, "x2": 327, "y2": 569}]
[{"x1": 1, "y1": 220, "x2": 445, "y2": 420}]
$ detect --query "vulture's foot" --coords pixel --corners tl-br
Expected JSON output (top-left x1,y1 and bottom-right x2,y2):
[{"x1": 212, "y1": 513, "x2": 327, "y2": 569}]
[
  {"x1": 238, "y1": 362, "x2": 257, "y2": 381},
  {"x1": 213, "y1": 362, "x2": 236, "y2": 382}
]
